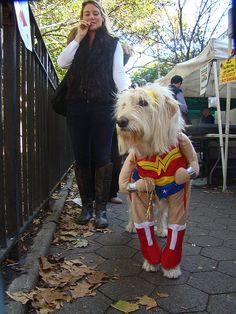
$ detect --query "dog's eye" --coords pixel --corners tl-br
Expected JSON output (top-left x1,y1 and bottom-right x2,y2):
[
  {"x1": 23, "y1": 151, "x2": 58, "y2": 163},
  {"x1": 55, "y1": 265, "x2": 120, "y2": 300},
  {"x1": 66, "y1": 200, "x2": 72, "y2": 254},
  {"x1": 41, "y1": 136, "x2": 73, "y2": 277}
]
[{"x1": 138, "y1": 99, "x2": 148, "y2": 107}]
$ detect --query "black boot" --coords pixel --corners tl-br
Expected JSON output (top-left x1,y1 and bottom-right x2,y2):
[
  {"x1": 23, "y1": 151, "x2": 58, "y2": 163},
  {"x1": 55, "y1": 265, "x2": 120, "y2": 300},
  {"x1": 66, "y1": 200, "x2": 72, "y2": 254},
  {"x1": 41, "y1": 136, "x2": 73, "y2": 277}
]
[
  {"x1": 94, "y1": 163, "x2": 113, "y2": 229},
  {"x1": 74, "y1": 163, "x2": 94, "y2": 225}
]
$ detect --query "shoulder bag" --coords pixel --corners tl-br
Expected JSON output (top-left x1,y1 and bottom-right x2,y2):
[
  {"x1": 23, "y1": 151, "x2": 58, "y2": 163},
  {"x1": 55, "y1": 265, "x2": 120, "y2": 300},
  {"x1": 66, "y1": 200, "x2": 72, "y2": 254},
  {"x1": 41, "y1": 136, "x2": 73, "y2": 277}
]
[{"x1": 51, "y1": 71, "x2": 69, "y2": 117}]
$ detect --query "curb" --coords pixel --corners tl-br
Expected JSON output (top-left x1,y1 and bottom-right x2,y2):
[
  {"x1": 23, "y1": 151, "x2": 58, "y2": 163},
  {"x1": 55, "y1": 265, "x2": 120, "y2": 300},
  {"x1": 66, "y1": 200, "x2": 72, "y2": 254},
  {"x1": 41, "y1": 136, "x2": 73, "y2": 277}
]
[{"x1": 5, "y1": 173, "x2": 74, "y2": 314}]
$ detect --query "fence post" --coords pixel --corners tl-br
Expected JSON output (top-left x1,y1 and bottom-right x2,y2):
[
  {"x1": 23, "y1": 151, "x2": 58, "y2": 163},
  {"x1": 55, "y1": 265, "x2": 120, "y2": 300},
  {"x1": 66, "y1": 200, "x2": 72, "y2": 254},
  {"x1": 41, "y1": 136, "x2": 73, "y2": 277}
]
[
  {"x1": 0, "y1": 3, "x2": 6, "y2": 249},
  {"x1": 3, "y1": 3, "x2": 21, "y2": 258}
]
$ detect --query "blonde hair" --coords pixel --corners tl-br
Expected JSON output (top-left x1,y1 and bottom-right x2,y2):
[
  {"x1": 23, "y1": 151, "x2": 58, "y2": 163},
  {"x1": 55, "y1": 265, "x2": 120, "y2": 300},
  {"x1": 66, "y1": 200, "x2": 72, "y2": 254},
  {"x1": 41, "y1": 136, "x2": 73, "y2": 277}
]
[{"x1": 67, "y1": 27, "x2": 78, "y2": 45}]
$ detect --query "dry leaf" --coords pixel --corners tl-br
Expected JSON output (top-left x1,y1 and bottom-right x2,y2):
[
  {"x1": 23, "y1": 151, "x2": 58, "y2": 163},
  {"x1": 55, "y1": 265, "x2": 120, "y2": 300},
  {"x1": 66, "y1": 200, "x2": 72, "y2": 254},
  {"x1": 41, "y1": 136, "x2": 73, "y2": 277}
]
[
  {"x1": 87, "y1": 271, "x2": 109, "y2": 286},
  {"x1": 83, "y1": 231, "x2": 94, "y2": 237},
  {"x1": 69, "y1": 282, "x2": 95, "y2": 299},
  {"x1": 59, "y1": 230, "x2": 78, "y2": 237},
  {"x1": 156, "y1": 292, "x2": 169, "y2": 298},
  {"x1": 40, "y1": 256, "x2": 55, "y2": 271},
  {"x1": 136, "y1": 295, "x2": 157, "y2": 310},
  {"x1": 72, "y1": 238, "x2": 89, "y2": 248},
  {"x1": 6, "y1": 291, "x2": 31, "y2": 304},
  {"x1": 112, "y1": 300, "x2": 139, "y2": 313}
]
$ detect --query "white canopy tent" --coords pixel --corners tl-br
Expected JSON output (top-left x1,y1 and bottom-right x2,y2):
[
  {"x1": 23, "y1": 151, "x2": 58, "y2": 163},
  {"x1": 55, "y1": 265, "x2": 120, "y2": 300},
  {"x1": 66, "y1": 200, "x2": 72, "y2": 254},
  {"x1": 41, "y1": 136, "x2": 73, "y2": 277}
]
[
  {"x1": 156, "y1": 37, "x2": 236, "y2": 97},
  {"x1": 156, "y1": 37, "x2": 236, "y2": 191}
]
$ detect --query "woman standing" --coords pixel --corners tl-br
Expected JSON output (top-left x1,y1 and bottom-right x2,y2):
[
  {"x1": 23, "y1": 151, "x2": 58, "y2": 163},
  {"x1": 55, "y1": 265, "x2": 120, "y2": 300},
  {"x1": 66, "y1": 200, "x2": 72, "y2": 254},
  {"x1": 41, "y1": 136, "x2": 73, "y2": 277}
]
[{"x1": 57, "y1": 0, "x2": 130, "y2": 229}]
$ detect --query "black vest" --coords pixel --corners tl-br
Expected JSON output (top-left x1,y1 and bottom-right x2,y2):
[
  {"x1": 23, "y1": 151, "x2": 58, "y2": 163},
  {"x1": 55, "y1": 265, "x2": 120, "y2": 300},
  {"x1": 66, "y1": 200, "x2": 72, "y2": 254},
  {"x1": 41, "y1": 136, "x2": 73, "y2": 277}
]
[{"x1": 66, "y1": 27, "x2": 118, "y2": 104}]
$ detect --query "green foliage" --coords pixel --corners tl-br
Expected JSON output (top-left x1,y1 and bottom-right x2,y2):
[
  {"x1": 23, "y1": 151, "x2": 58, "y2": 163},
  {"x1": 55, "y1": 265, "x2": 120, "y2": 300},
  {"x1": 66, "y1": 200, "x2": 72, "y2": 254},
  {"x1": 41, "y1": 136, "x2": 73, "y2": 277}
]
[
  {"x1": 30, "y1": 0, "x2": 229, "y2": 82},
  {"x1": 131, "y1": 62, "x2": 170, "y2": 84},
  {"x1": 30, "y1": 0, "x2": 83, "y2": 79}
]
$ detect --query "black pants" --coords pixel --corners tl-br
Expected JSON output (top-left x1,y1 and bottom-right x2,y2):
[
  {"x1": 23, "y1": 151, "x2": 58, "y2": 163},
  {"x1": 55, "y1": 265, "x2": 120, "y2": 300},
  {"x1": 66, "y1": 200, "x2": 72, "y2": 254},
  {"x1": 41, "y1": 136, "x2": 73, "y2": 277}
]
[
  {"x1": 67, "y1": 101, "x2": 115, "y2": 167},
  {"x1": 109, "y1": 130, "x2": 122, "y2": 198},
  {"x1": 90, "y1": 129, "x2": 122, "y2": 199}
]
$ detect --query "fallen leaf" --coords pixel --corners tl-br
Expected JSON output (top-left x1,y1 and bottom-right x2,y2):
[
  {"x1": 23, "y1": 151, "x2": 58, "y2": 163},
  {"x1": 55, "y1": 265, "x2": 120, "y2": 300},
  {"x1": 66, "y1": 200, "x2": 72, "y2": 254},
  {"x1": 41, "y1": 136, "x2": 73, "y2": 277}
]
[
  {"x1": 87, "y1": 271, "x2": 109, "y2": 286},
  {"x1": 156, "y1": 292, "x2": 169, "y2": 298},
  {"x1": 6, "y1": 291, "x2": 31, "y2": 304},
  {"x1": 72, "y1": 238, "x2": 89, "y2": 248},
  {"x1": 136, "y1": 295, "x2": 157, "y2": 310},
  {"x1": 112, "y1": 300, "x2": 139, "y2": 313},
  {"x1": 69, "y1": 282, "x2": 95, "y2": 299},
  {"x1": 39, "y1": 256, "x2": 55, "y2": 271}
]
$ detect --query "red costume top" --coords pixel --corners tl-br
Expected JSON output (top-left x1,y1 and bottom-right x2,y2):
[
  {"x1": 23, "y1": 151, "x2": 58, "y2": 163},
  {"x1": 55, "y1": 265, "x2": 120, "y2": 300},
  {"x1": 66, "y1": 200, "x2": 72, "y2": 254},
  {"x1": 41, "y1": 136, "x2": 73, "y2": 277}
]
[{"x1": 134, "y1": 146, "x2": 187, "y2": 198}]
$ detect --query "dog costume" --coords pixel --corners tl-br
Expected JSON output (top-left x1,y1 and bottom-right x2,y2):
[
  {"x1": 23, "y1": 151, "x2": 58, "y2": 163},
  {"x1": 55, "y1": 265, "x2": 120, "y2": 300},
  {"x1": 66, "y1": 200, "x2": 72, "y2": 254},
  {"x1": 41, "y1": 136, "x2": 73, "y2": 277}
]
[{"x1": 116, "y1": 83, "x2": 199, "y2": 277}]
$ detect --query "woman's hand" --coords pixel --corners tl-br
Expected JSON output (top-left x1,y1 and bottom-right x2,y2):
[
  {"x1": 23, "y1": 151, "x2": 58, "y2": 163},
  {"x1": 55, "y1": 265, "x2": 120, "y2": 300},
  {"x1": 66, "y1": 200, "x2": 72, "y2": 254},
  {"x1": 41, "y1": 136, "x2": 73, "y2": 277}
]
[{"x1": 74, "y1": 20, "x2": 91, "y2": 43}]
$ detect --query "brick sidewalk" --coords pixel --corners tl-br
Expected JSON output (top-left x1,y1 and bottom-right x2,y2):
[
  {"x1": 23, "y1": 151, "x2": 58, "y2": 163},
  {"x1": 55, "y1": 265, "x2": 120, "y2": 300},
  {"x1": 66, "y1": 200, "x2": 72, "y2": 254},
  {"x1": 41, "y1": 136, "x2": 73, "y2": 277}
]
[{"x1": 49, "y1": 186, "x2": 236, "y2": 314}]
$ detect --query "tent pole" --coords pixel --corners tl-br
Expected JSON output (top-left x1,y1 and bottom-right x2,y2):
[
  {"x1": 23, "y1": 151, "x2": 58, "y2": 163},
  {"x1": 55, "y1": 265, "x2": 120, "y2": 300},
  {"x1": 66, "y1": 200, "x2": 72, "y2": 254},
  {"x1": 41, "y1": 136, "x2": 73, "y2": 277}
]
[
  {"x1": 212, "y1": 59, "x2": 225, "y2": 190},
  {"x1": 224, "y1": 84, "x2": 230, "y2": 191},
  {"x1": 223, "y1": 36, "x2": 232, "y2": 192}
]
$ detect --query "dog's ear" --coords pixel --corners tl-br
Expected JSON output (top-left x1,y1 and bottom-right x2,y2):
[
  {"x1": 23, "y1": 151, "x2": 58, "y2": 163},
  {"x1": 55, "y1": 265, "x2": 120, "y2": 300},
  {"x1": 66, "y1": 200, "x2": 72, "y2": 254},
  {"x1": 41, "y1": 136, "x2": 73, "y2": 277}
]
[{"x1": 165, "y1": 96, "x2": 179, "y2": 117}]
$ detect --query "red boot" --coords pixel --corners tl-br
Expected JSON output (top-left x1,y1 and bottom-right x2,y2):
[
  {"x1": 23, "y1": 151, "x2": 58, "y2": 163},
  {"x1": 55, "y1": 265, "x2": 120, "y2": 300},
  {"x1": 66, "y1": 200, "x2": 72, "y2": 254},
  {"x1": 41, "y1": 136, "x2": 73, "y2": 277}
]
[
  {"x1": 135, "y1": 222, "x2": 162, "y2": 265},
  {"x1": 161, "y1": 224, "x2": 186, "y2": 269}
]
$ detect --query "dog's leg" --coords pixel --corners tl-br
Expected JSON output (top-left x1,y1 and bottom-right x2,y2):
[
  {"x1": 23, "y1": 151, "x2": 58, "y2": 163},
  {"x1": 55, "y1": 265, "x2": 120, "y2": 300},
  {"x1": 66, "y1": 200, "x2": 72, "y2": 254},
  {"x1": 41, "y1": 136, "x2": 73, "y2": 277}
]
[
  {"x1": 142, "y1": 259, "x2": 159, "y2": 272},
  {"x1": 128, "y1": 192, "x2": 162, "y2": 271},
  {"x1": 160, "y1": 224, "x2": 186, "y2": 279},
  {"x1": 162, "y1": 265, "x2": 181, "y2": 278},
  {"x1": 157, "y1": 199, "x2": 168, "y2": 237},
  {"x1": 125, "y1": 196, "x2": 136, "y2": 233}
]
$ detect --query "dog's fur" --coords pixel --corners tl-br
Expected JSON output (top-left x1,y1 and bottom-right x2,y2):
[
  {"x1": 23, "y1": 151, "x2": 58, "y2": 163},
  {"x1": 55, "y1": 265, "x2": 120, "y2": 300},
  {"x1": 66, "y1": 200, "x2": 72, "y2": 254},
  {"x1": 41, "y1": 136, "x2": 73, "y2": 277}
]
[
  {"x1": 116, "y1": 83, "x2": 185, "y2": 157},
  {"x1": 116, "y1": 83, "x2": 188, "y2": 278}
]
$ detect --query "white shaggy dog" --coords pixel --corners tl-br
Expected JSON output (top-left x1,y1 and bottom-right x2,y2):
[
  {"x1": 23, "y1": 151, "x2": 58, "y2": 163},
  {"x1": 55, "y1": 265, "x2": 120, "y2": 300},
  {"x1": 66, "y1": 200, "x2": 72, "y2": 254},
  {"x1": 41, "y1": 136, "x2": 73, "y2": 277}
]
[{"x1": 115, "y1": 83, "x2": 199, "y2": 278}]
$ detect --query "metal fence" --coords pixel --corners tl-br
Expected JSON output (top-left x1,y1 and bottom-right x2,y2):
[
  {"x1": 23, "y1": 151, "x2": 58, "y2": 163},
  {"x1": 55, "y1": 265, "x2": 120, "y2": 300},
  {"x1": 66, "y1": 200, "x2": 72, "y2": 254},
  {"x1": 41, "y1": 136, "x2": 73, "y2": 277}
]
[{"x1": 0, "y1": 3, "x2": 74, "y2": 261}]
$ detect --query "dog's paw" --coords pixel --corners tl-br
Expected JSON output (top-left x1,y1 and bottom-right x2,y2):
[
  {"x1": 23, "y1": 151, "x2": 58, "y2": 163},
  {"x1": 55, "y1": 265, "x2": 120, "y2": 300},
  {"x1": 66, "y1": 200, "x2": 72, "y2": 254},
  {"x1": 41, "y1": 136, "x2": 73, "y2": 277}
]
[
  {"x1": 162, "y1": 265, "x2": 181, "y2": 278},
  {"x1": 125, "y1": 223, "x2": 136, "y2": 233},
  {"x1": 142, "y1": 259, "x2": 159, "y2": 272},
  {"x1": 157, "y1": 228, "x2": 168, "y2": 238}
]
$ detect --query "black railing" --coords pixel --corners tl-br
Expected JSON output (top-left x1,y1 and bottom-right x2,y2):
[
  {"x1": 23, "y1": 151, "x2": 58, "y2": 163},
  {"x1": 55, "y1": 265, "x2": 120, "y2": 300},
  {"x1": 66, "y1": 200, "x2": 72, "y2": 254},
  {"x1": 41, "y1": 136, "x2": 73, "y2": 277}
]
[{"x1": 0, "y1": 3, "x2": 74, "y2": 260}]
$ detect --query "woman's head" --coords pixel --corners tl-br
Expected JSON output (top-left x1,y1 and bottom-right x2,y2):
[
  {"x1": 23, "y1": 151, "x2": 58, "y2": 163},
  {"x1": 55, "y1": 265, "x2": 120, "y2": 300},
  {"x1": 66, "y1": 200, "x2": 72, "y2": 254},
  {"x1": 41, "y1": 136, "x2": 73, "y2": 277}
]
[{"x1": 80, "y1": 1, "x2": 111, "y2": 34}]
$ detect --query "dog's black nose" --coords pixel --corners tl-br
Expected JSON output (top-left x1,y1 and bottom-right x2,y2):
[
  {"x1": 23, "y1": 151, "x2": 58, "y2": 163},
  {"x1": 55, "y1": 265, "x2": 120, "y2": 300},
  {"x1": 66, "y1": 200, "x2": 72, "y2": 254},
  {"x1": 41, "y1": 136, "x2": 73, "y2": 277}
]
[{"x1": 117, "y1": 116, "x2": 129, "y2": 128}]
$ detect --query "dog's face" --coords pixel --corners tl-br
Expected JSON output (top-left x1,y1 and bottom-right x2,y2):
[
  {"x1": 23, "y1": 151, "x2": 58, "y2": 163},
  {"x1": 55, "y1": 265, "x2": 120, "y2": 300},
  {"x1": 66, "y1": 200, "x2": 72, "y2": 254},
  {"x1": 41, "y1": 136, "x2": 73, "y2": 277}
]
[{"x1": 115, "y1": 83, "x2": 184, "y2": 156}]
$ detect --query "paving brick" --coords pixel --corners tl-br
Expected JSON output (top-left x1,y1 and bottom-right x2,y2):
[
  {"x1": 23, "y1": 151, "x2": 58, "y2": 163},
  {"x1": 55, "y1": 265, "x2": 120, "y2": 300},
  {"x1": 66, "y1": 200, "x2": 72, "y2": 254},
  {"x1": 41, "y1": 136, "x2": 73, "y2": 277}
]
[
  {"x1": 214, "y1": 218, "x2": 236, "y2": 225},
  {"x1": 108, "y1": 224, "x2": 127, "y2": 234},
  {"x1": 106, "y1": 304, "x2": 168, "y2": 313},
  {"x1": 187, "y1": 226, "x2": 209, "y2": 236},
  {"x1": 183, "y1": 242, "x2": 201, "y2": 255},
  {"x1": 218, "y1": 261, "x2": 236, "y2": 277},
  {"x1": 140, "y1": 268, "x2": 190, "y2": 286},
  {"x1": 182, "y1": 255, "x2": 217, "y2": 272},
  {"x1": 98, "y1": 276, "x2": 155, "y2": 300},
  {"x1": 57, "y1": 291, "x2": 111, "y2": 313},
  {"x1": 68, "y1": 252, "x2": 106, "y2": 267},
  {"x1": 207, "y1": 293, "x2": 236, "y2": 314},
  {"x1": 131, "y1": 251, "x2": 144, "y2": 264},
  {"x1": 201, "y1": 246, "x2": 236, "y2": 261},
  {"x1": 97, "y1": 259, "x2": 142, "y2": 276},
  {"x1": 198, "y1": 222, "x2": 227, "y2": 231},
  {"x1": 127, "y1": 237, "x2": 140, "y2": 250},
  {"x1": 67, "y1": 239, "x2": 103, "y2": 253},
  {"x1": 187, "y1": 235, "x2": 223, "y2": 247},
  {"x1": 152, "y1": 284, "x2": 208, "y2": 313},
  {"x1": 209, "y1": 230, "x2": 236, "y2": 240},
  {"x1": 188, "y1": 215, "x2": 213, "y2": 223},
  {"x1": 97, "y1": 245, "x2": 137, "y2": 259},
  {"x1": 229, "y1": 225, "x2": 236, "y2": 231},
  {"x1": 224, "y1": 239, "x2": 236, "y2": 249},
  {"x1": 188, "y1": 271, "x2": 236, "y2": 294},
  {"x1": 95, "y1": 232, "x2": 131, "y2": 246}
]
